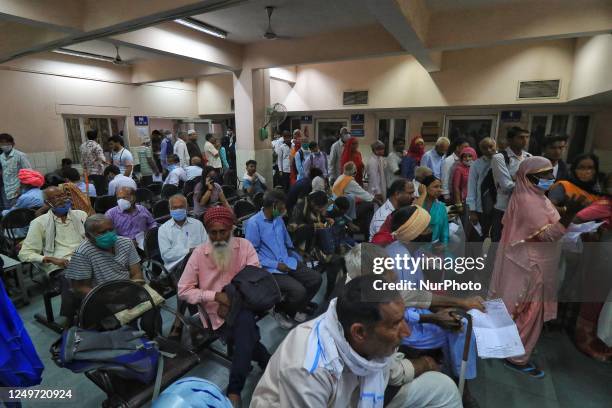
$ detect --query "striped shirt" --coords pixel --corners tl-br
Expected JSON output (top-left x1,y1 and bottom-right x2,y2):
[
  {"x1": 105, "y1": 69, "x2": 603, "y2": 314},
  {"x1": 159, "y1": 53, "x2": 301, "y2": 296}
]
[{"x1": 64, "y1": 237, "x2": 140, "y2": 286}]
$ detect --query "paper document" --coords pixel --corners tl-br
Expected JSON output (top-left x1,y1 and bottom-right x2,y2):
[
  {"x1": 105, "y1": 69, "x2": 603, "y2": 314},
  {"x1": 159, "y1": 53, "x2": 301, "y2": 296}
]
[
  {"x1": 561, "y1": 221, "x2": 604, "y2": 253},
  {"x1": 468, "y1": 299, "x2": 525, "y2": 359},
  {"x1": 135, "y1": 231, "x2": 145, "y2": 251},
  {"x1": 152, "y1": 174, "x2": 163, "y2": 183}
]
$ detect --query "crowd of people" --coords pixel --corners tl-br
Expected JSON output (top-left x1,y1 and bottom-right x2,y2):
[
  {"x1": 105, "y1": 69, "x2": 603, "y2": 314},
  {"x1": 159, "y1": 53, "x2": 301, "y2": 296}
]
[{"x1": 0, "y1": 122, "x2": 610, "y2": 407}]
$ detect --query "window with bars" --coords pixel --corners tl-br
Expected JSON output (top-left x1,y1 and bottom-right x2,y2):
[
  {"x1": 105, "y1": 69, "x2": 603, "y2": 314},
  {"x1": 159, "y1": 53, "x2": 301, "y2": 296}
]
[{"x1": 64, "y1": 116, "x2": 123, "y2": 163}]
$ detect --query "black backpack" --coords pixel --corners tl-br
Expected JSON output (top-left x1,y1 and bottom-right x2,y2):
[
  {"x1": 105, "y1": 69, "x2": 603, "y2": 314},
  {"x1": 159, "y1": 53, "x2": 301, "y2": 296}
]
[{"x1": 480, "y1": 151, "x2": 510, "y2": 215}]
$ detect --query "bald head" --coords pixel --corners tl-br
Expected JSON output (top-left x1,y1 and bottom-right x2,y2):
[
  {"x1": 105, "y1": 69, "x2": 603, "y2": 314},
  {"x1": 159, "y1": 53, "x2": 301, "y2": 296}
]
[
  {"x1": 116, "y1": 186, "x2": 135, "y2": 198},
  {"x1": 43, "y1": 186, "x2": 63, "y2": 201}
]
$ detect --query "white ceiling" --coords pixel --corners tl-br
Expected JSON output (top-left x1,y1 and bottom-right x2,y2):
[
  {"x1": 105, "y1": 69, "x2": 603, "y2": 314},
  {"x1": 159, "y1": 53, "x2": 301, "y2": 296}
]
[
  {"x1": 64, "y1": 40, "x2": 160, "y2": 62},
  {"x1": 424, "y1": 0, "x2": 523, "y2": 12},
  {"x1": 191, "y1": 0, "x2": 376, "y2": 44}
]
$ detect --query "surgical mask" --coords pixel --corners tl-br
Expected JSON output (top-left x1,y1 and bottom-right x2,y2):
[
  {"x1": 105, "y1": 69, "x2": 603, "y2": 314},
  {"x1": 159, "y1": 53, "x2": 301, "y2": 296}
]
[
  {"x1": 95, "y1": 231, "x2": 118, "y2": 249},
  {"x1": 463, "y1": 159, "x2": 473, "y2": 167},
  {"x1": 272, "y1": 206, "x2": 286, "y2": 218},
  {"x1": 167, "y1": 164, "x2": 177, "y2": 171},
  {"x1": 50, "y1": 199, "x2": 72, "y2": 216},
  {"x1": 302, "y1": 143, "x2": 310, "y2": 151},
  {"x1": 536, "y1": 178, "x2": 554, "y2": 191},
  {"x1": 170, "y1": 208, "x2": 187, "y2": 222},
  {"x1": 165, "y1": 134, "x2": 172, "y2": 140},
  {"x1": 0, "y1": 145, "x2": 12, "y2": 154},
  {"x1": 117, "y1": 198, "x2": 132, "y2": 211}
]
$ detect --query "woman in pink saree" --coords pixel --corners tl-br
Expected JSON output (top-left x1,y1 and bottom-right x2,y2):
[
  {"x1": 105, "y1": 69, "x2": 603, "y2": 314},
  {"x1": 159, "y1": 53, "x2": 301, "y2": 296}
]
[{"x1": 489, "y1": 156, "x2": 583, "y2": 377}]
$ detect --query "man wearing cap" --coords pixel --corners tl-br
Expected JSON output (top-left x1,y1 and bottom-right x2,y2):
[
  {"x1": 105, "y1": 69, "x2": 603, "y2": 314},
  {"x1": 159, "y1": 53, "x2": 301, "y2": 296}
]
[
  {"x1": 2, "y1": 169, "x2": 44, "y2": 216},
  {"x1": 328, "y1": 127, "x2": 351, "y2": 183},
  {"x1": 186, "y1": 130, "x2": 203, "y2": 162},
  {"x1": 178, "y1": 206, "x2": 271, "y2": 406}
]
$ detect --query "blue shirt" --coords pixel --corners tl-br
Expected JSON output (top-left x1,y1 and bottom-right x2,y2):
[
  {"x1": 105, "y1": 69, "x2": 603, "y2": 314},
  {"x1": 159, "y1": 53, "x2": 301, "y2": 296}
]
[
  {"x1": 465, "y1": 156, "x2": 491, "y2": 213},
  {"x1": 244, "y1": 210, "x2": 300, "y2": 274},
  {"x1": 76, "y1": 181, "x2": 97, "y2": 197},
  {"x1": 0, "y1": 149, "x2": 32, "y2": 199},
  {"x1": 242, "y1": 177, "x2": 267, "y2": 195},
  {"x1": 421, "y1": 149, "x2": 445, "y2": 179},
  {"x1": 2, "y1": 188, "x2": 43, "y2": 216},
  {"x1": 160, "y1": 138, "x2": 173, "y2": 170}
]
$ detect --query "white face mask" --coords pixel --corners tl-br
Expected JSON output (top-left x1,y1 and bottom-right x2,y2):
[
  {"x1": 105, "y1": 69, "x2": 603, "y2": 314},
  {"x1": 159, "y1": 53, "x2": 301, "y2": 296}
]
[
  {"x1": 117, "y1": 198, "x2": 132, "y2": 212},
  {"x1": 463, "y1": 159, "x2": 473, "y2": 167}
]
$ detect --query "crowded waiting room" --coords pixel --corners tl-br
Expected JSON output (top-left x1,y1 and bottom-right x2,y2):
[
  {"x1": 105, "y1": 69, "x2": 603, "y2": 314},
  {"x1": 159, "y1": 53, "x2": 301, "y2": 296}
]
[{"x1": 0, "y1": 0, "x2": 611, "y2": 407}]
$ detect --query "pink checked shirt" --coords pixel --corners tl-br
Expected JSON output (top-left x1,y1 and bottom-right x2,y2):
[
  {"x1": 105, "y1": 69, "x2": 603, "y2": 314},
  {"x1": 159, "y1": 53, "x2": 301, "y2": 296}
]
[{"x1": 177, "y1": 237, "x2": 260, "y2": 330}]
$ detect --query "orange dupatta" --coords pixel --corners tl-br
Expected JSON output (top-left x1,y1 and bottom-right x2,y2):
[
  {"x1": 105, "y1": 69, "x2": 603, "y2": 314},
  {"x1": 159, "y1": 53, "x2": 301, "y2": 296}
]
[
  {"x1": 553, "y1": 180, "x2": 600, "y2": 204},
  {"x1": 332, "y1": 175, "x2": 353, "y2": 197}
]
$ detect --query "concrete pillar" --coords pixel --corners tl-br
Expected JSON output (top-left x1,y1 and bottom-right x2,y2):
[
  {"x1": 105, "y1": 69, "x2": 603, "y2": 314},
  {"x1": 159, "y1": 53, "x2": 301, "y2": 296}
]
[{"x1": 233, "y1": 67, "x2": 274, "y2": 185}]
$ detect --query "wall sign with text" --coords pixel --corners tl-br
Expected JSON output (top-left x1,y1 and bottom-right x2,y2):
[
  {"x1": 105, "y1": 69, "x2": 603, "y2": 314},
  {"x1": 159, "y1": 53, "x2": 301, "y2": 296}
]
[{"x1": 134, "y1": 116, "x2": 149, "y2": 126}]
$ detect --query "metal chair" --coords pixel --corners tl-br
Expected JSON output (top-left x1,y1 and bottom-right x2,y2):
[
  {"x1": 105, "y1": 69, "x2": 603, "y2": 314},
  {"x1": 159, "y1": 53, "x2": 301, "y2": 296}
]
[
  {"x1": 147, "y1": 183, "x2": 163, "y2": 197},
  {"x1": 0, "y1": 208, "x2": 36, "y2": 257},
  {"x1": 94, "y1": 195, "x2": 118, "y2": 214},
  {"x1": 161, "y1": 184, "x2": 179, "y2": 199},
  {"x1": 152, "y1": 200, "x2": 170, "y2": 219},
  {"x1": 221, "y1": 184, "x2": 239, "y2": 204},
  {"x1": 135, "y1": 188, "x2": 154, "y2": 208},
  {"x1": 182, "y1": 177, "x2": 201, "y2": 197},
  {"x1": 141, "y1": 227, "x2": 174, "y2": 299}
]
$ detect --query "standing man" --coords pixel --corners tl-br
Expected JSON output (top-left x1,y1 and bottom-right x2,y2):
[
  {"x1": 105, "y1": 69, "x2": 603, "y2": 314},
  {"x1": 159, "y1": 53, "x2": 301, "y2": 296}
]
[
  {"x1": 366, "y1": 141, "x2": 387, "y2": 202},
  {"x1": 328, "y1": 127, "x2": 350, "y2": 183},
  {"x1": 0, "y1": 133, "x2": 32, "y2": 208},
  {"x1": 421, "y1": 137, "x2": 450, "y2": 179},
  {"x1": 108, "y1": 136, "x2": 134, "y2": 177},
  {"x1": 490, "y1": 126, "x2": 532, "y2": 241},
  {"x1": 136, "y1": 137, "x2": 159, "y2": 187},
  {"x1": 386, "y1": 137, "x2": 406, "y2": 187},
  {"x1": 302, "y1": 141, "x2": 328, "y2": 179},
  {"x1": 275, "y1": 131, "x2": 292, "y2": 192},
  {"x1": 441, "y1": 138, "x2": 469, "y2": 202},
  {"x1": 541, "y1": 134, "x2": 569, "y2": 180},
  {"x1": 466, "y1": 137, "x2": 497, "y2": 239},
  {"x1": 160, "y1": 130, "x2": 173, "y2": 172},
  {"x1": 80, "y1": 129, "x2": 109, "y2": 196},
  {"x1": 173, "y1": 131, "x2": 190, "y2": 169},
  {"x1": 186, "y1": 130, "x2": 202, "y2": 162},
  {"x1": 203, "y1": 134, "x2": 222, "y2": 176}
]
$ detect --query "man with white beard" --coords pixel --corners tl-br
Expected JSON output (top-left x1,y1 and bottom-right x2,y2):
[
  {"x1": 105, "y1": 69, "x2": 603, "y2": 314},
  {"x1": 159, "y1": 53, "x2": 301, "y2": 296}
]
[{"x1": 178, "y1": 206, "x2": 271, "y2": 407}]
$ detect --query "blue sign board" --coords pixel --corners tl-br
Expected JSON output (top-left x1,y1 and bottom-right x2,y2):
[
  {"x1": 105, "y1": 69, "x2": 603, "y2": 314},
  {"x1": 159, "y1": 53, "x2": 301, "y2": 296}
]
[
  {"x1": 300, "y1": 115, "x2": 313, "y2": 123},
  {"x1": 134, "y1": 116, "x2": 149, "y2": 126},
  {"x1": 351, "y1": 114, "x2": 365, "y2": 124},
  {"x1": 350, "y1": 128, "x2": 365, "y2": 137}
]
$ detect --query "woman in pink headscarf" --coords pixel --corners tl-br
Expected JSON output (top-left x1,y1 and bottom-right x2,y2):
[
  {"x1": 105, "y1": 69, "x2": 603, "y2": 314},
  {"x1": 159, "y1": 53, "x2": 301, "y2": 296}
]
[{"x1": 489, "y1": 156, "x2": 584, "y2": 377}]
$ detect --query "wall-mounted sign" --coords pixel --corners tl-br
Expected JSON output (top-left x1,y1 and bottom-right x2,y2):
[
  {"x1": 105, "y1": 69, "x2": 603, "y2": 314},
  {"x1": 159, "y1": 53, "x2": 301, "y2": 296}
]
[
  {"x1": 134, "y1": 116, "x2": 149, "y2": 126},
  {"x1": 351, "y1": 114, "x2": 365, "y2": 124},
  {"x1": 500, "y1": 111, "x2": 522, "y2": 122},
  {"x1": 350, "y1": 128, "x2": 365, "y2": 137},
  {"x1": 300, "y1": 115, "x2": 313, "y2": 123}
]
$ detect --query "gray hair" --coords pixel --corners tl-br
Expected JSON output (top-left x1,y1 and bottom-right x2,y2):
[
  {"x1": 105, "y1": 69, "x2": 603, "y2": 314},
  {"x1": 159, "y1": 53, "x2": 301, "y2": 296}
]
[
  {"x1": 116, "y1": 186, "x2": 135, "y2": 196},
  {"x1": 414, "y1": 166, "x2": 433, "y2": 179},
  {"x1": 84, "y1": 214, "x2": 109, "y2": 236},
  {"x1": 168, "y1": 194, "x2": 187, "y2": 208},
  {"x1": 343, "y1": 161, "x2": 356, "y2": 175},
  {"x1": 435, "y1": 137, "x2": 450, "y2": 146}
]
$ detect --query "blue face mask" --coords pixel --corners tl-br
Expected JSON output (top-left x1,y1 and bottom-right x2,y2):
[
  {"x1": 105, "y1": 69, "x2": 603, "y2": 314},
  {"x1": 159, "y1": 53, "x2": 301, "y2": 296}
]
[
  {"x1": 51, "y1": 199, "x2": 72, "y2": 216},
  {"x1": 167, "y1": 164, "x2": 177, "y2": 171},
  {"x1": 170, "y1": 208, "x2": 187, "y2": 222},
  {"x1": 536, "y1": 178, "x2": 555, "y2": 191}
]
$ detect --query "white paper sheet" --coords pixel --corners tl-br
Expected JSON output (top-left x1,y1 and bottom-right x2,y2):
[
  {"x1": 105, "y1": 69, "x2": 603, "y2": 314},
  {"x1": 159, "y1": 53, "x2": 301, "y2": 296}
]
[
  {"x1": 560, "y1": 221, "x2": 604, "y2": 253},
  {"x1": 135, "y1": 231, "x2": 145, "y2": 251},
  {"x1": 468, "y1": 299, "x2": 525, "y2": 359},
  {"x1": 152, "y1": 174, "x2": 163, "y2": 183}
]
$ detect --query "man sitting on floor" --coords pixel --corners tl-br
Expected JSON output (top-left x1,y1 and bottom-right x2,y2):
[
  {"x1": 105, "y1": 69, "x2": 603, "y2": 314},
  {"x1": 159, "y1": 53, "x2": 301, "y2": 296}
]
[
  {"x1": 18, "y1": 186, "x2": 87, "y2": 326},
  {"x1": 105, "y1": 186, "x2": 157, "y2": 242},
  {"x1": 245, "y1": 190, "x2": 322, "y2": 329},
  {"x1": 105, "y1": 165, "x2": 137, "y2": 196},
  {"x1": 158, "y1": 194, "x2": 208, "y2": 271},
  {"x1": 178, "y1": 206, "x2": 271, "y2": 406},
  {"x1": 250, "y1": 274, "x2": 463, "y2": 408},
  {"x1": 63, "y1": 214, "x2": 144, "y2": 323}
]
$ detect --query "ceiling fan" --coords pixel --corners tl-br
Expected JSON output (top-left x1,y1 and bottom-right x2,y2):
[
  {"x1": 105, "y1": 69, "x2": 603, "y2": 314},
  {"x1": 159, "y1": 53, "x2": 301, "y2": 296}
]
[
  {"x1": 112, "y1": 45, "x2": 129, "y2": 66},
  {"x1": 263, "y1": 6, "x2": 290, "y2": 40}
]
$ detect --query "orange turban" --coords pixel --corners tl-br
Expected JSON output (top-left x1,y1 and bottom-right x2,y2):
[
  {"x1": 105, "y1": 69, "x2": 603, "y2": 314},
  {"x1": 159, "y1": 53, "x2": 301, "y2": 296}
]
[{"x1": 18, "y1": 169, "x2": 45, "y2": 188}]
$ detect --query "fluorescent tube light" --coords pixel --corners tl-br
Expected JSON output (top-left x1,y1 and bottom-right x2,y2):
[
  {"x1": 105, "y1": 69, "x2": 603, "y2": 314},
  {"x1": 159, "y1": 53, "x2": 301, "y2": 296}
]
[
  {"x1": 174, "y1": 18, "x2": 227, "y2": 39},
  {"x1": 53, "y1": 48, "x2": 115, "y2": 63}
]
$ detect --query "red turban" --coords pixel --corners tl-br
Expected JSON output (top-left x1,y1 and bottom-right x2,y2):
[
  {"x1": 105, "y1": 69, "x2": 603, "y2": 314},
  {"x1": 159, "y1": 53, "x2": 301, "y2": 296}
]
[
  {"x1": 18, "y1": 169, "x2": 45, "y2": 188},
  {"x1": 203, "y1": 206, "x2": 235, "y2": 228}
]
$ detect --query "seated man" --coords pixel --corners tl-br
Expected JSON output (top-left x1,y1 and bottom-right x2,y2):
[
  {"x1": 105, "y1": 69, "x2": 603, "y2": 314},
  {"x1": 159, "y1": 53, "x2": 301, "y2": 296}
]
[
  {"x1": 369, "y1": 179, "x2": 415, "y2": 238},
  {"x1": 158, "y1": 194, "x2": 208, "y2": 271},
  {"x1": 60, "y1": 167, "x2": 95, "y2": 215},
  {"x1": 105, "y1": 186, "x2": 157, "y2": 242},
  {"x1": 18, "y1": 186, "x2": 87, "y2": 325},
  {"x1": 250, "y1": 275, "x2": 463, "y2": 408},
  {"x1": 178, "y1": 206, "x2": 271, "y2": 406},
  {"x1": 245, "y1": 190, "x2": 322, "y2": 329},
  {"x1": 242, "y1": 159, "x2": 267, "y2": 196},
  {"x1": 64, "y1": 214, "x2": 144, "y2": 315},
  {"x1": 105, "y1": 165, "x2": 137, "y2": 196},
  {"x1": 164, "y1": 154, "x2": 187, "y2": 187},
  {"x1": 286, "y1": 167, "x2": 323, "y2": 215},
  {"x1": 185, "y1": 156, "x2": 204, "y2": 181},
  {"x1": 2, "y1": 169, "x2": 44, "y2": 216}
]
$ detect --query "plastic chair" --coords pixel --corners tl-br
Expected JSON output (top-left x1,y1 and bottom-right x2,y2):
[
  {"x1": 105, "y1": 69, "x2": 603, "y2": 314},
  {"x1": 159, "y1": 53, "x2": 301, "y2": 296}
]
[
  {"x1": 182, "y1": 177, "x2": 201, "y2": 196},
  {"x1": 0, "y1": 208, "x2": 36, "y2": 257},
  {"x1": 233, "y1": 200, "x2": 257, "y2": 220},
  {"x1": 95, "y1": 195, "x2": 118, "y2": 214},
  {"x1": 152, "y1": 200, "x2": 170, "y2": 219},
  {"x1": 221, "y1": 185, "x2": 239, "y2": 204}
]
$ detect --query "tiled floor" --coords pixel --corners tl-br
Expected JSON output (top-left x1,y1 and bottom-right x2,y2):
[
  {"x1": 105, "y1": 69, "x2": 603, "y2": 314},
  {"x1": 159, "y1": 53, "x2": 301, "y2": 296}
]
[{"x1": 13, "y1": 281, "x2": 612, "y2": 408}]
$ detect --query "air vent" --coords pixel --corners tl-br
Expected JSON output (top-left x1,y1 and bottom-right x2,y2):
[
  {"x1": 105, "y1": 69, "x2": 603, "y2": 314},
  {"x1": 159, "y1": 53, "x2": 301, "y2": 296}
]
[
  {"x1": 517, "y1": 80, "x2": 560, "y2": 99},
  {"x1": 343, "y1": 90, "x2": 368, "y2": 105}
]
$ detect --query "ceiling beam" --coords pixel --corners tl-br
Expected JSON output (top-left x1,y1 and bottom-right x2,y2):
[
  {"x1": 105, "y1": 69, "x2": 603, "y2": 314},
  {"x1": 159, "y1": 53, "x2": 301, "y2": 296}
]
[
  {"x1": 131, "y1": 57, "x2": 229, "y2": 84},
  {"x1": 0, "y1": 0, "x2": 246, "y2": 63}
]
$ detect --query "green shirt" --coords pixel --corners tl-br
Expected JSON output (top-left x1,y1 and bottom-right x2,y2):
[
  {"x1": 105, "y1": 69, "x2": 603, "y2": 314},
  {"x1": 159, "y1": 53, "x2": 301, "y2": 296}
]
[{"x1": 136, "y1": 146, "x2": 154, "y2": 176}]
